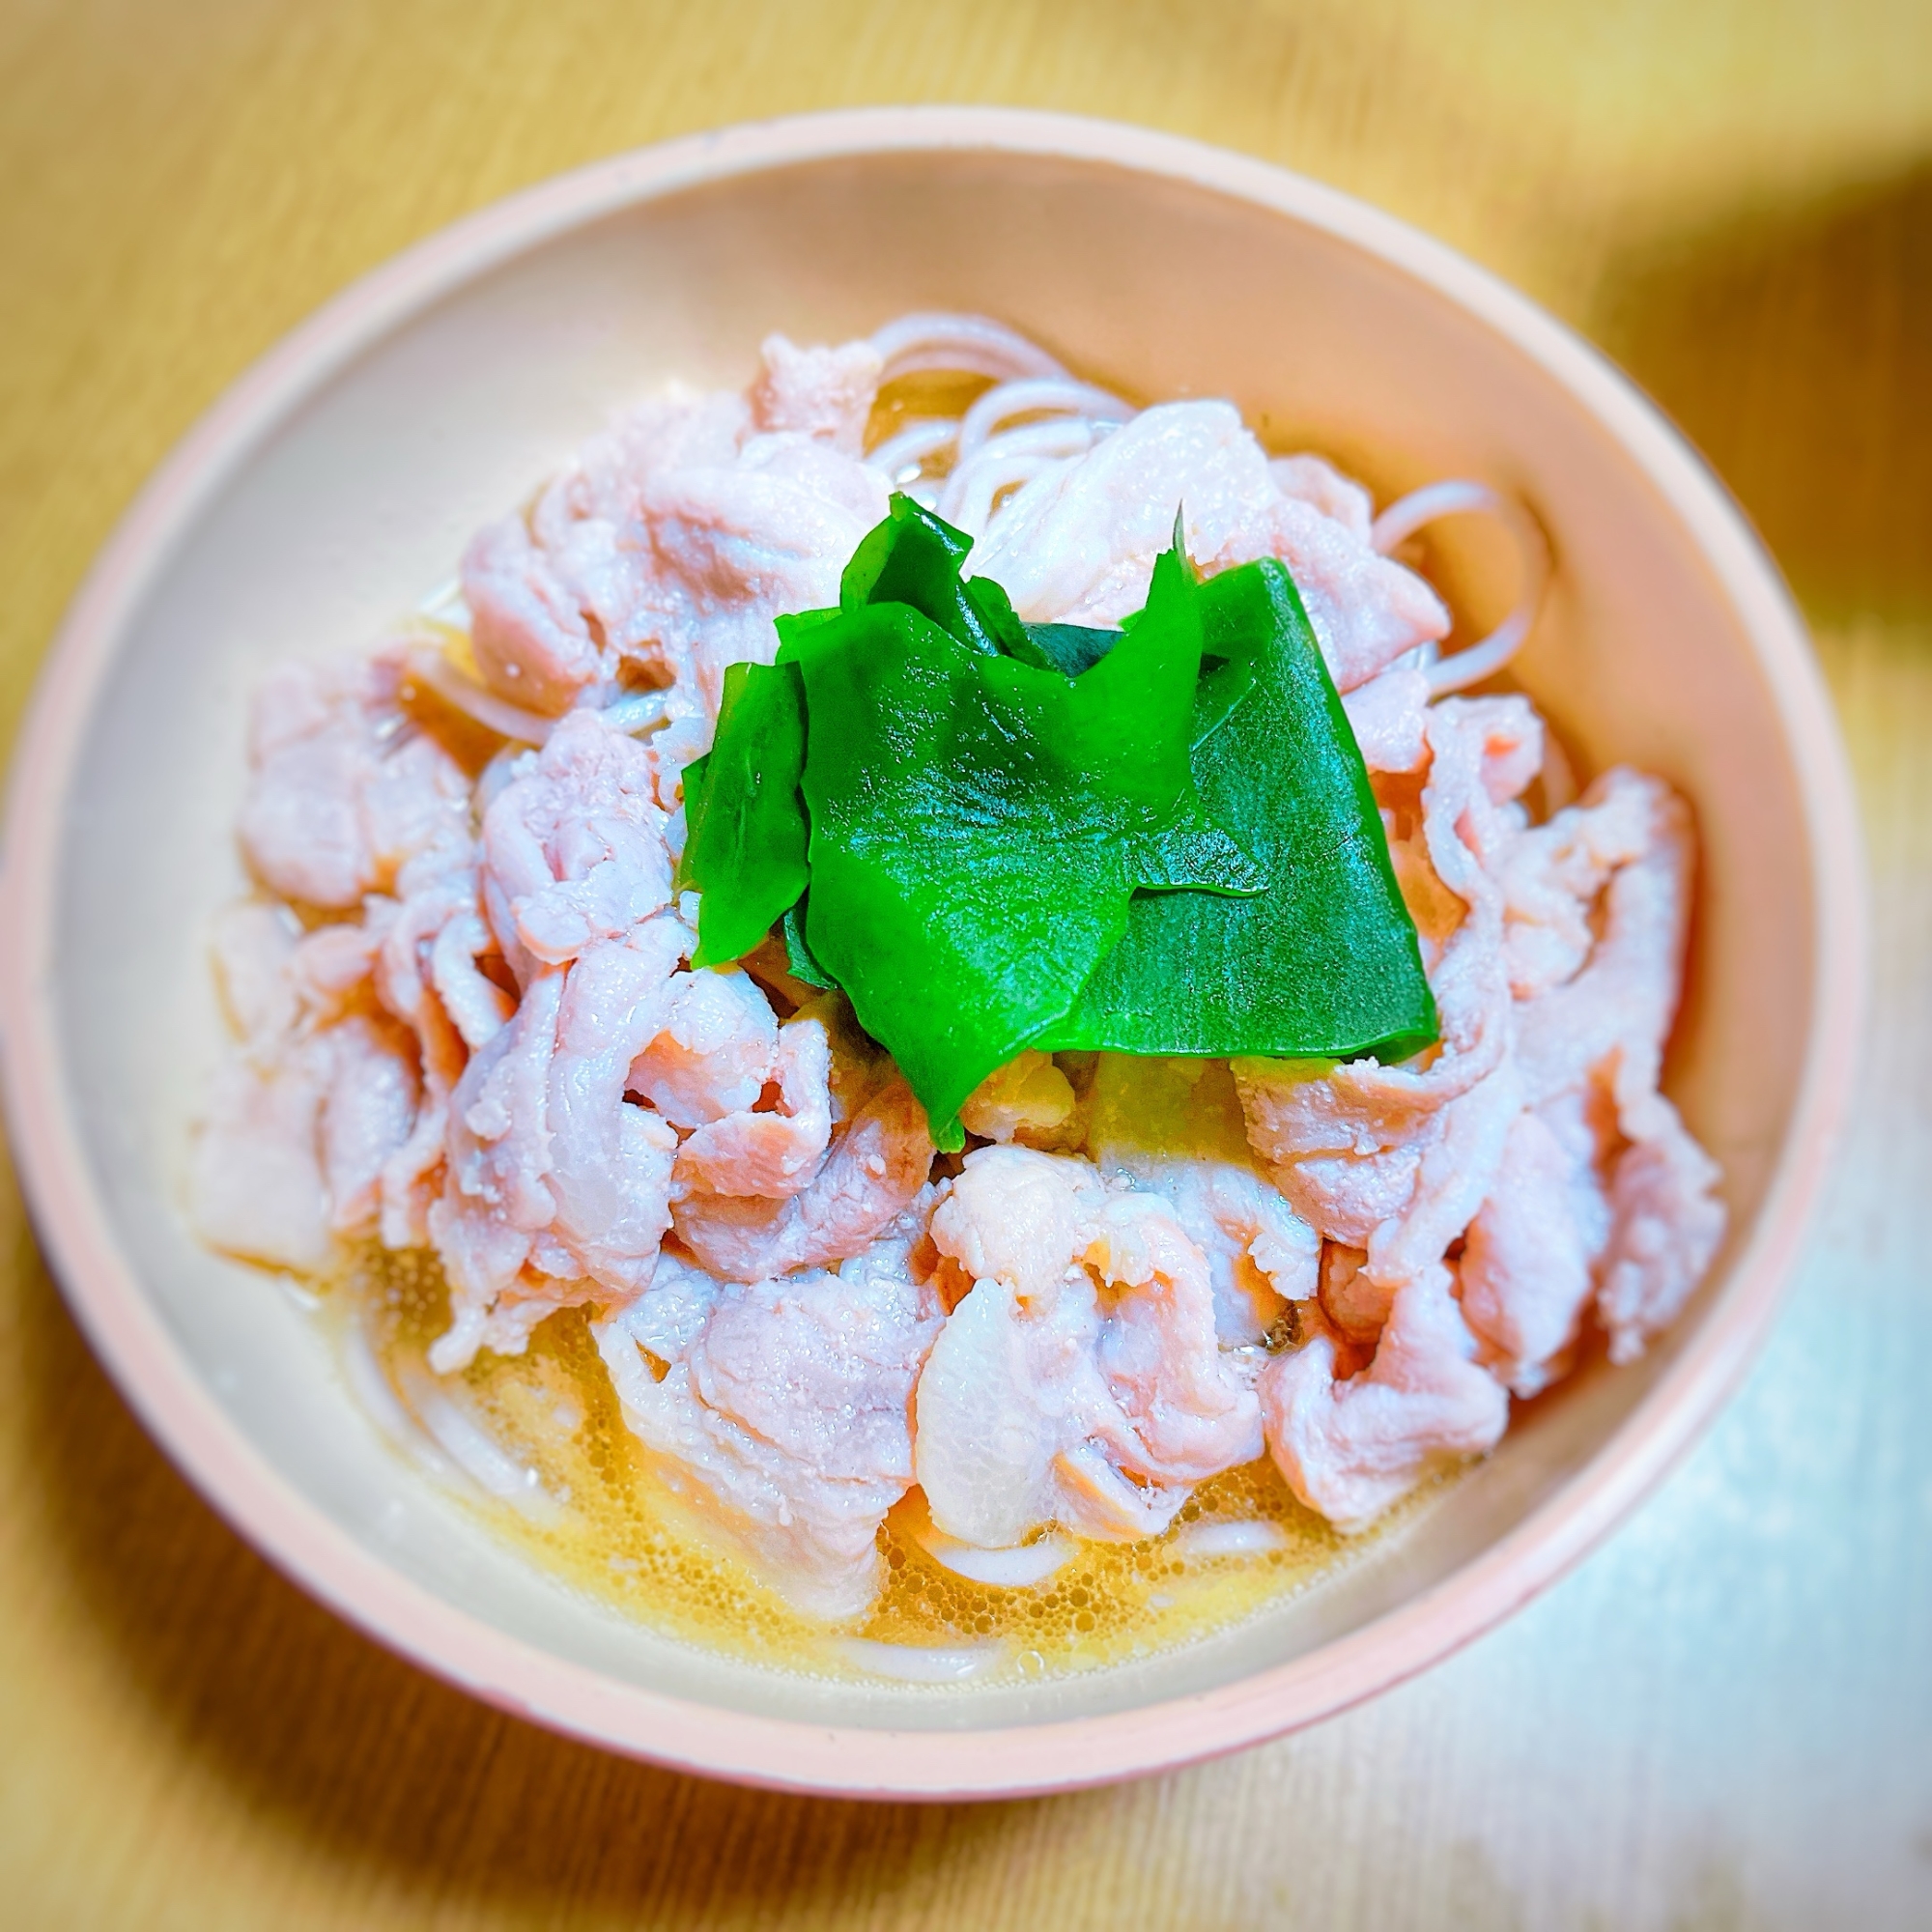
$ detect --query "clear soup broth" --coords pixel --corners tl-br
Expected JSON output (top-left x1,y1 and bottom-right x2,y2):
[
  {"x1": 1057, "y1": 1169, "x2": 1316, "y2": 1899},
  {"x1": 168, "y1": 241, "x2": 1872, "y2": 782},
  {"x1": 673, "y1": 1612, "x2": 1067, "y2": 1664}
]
[{"x1": 328, "y1": 1243, "x2": 1427, "y2": 1683}]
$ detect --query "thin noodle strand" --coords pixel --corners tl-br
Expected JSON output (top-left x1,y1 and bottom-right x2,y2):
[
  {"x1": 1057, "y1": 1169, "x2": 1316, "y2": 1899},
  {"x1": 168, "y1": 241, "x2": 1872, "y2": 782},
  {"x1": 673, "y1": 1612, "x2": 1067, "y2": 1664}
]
[
  {"x1": 954, "y1": 377, "x2": 1132, "y2": 463},
  {"x1": 868, "y1": 312, "x2": 1069, "y2": 383},
  {"x1": 1372, "y1": 481, "x2": 1549, "y2": 696}
]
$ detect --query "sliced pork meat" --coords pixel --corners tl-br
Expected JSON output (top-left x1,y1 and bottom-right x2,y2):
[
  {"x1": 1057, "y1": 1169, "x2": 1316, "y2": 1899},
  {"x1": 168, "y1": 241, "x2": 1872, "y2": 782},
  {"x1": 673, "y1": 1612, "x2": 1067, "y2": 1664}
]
[
  {"x1": 1246, "y1": 718, "x2": 1721, "y2": 1520},
  {"x1": 970, "y1": 400, "x2": 1448, "y2": 689},
  {"x1": 193, "y1": 903, "x2": 421, "y2": 1269},
  {"x1": 1457, "y1": 769, "x2": 1724, "y2": 1384},
  {"x1": 968, "y1": 401, "x2": 1277, "y2": 624},
  {"x1": 461, "y1": 337, "x2": 886, "y2": 721},
  {"x1": 1342, "y1": 665, "x2": 1431, "y2": 776},
  {"x1": 1239, "y1": 699, "x2": 1537, "y2": 1519},
  {"x1": 543, "y1": 918, "x2": 691, "y2": 1294},
  {"x1": 671, "y1": 1070, "x2": 933, "y2": 1281},
  {"x1": 480, "y1": 707, "x2": 673, "y2": 981},
  {"x1": 634, "y1": 431, "x2": 889, "y2": 719},
  {"x1": 211, "y1": 899, "x2": 304, "y2": 1042},
  {"x1": 1216, "y1": 491, "x2": 1452, "y2": 694},
  {"x1": 1317, "y1": 1242, "x2": 1389, "y2": 1347},
  {"x1": 628, "y1": 964, "x2": 779, "y2": 1124},
  {"x1": 669, "y1": 1016, "x2": 834, "y2": 1201},
  {"x1": 1087, "y1": 1193, "x2": 1271, "y2": 1476},
  {"x1": 319, "y1": 1014, "x2": 422, "y2": 1238},
  {"x1": 627, "y1": 964, "x2": 837, "y2": 1200},
  {"x1": 1118, "y1": 1159, "x2": 1321, "y2": 1349},
  {"x1": 1267, "y1": 452, "x2": 1375, "y2": 541},
  {"x1": 460, "y1": 512, "x2": 616, "y2": 719},
  {"x1": 593, "y1": 1237, "x2": 942, "y2": 1619},
  {"x1": 364, "y1": 840, "x2": 507, "y2": 1248},
  {"x1": 749, "y1": 333, "x2": 883, "y2": 452},
  {"x1": 427, "y1": 914, "x2": 693, "y2": 1372},
  {"x1": 240, "y1": 645, "x2": 470, "y2": 909},
  {"x1": 376, "y1": 847, "x2": 513, "y2": 1057},
  {"x1": 1261, "y1": 1264, "x2": 1509, "y2": 1532},
  {"x1": 460, "y1": 387, "x2": 747, "y2": 714},
  {"x1": 193, "y1": 1048, "x2": 336, "y2": 1271},
  {"x1": 1084, "y1": 1056, "x2": 1319, "y2": 1347},
  {"x1": 914, "y1": 1148, "x2": 1262, "y2": 1549},
  {"x1": 1597, "y1": 1126, "x2": 1725, "y2": 1361},
  {"x1": 426, "y1": 967, "x2": 564, "y2": 1371},
  {"x1": 1499, "y1": 765, "x2": 1662, "y2": 1000},
  {"x1": 1459, "y1": 1106, "x2": 1597, "y2": 1395},
  {"x1": 1514, "y1": 772, "x2": 1725, "y2": 1359}
]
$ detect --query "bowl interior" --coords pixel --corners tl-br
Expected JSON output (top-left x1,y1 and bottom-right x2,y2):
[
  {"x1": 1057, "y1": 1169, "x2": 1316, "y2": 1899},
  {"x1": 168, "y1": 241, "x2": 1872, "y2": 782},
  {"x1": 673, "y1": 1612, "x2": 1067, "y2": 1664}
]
[{"x1": 32, "y1": 140, "x2": 1820, "y2": 1745}]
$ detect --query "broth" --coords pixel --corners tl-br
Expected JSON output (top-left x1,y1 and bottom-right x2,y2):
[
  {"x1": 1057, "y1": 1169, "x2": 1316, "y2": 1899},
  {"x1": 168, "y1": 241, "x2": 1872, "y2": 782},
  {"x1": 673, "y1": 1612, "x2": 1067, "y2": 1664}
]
[{"x1": 325, "y1": 1241, "x2": 1434, "y2": 1683}]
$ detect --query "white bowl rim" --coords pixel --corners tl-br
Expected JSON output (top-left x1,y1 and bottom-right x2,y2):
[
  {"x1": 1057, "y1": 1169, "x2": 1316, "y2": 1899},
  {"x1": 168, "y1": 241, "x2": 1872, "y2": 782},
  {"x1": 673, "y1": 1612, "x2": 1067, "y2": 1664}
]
[{"x1": 0, "y1": 104, "x2": 1867, "y2": 1801}]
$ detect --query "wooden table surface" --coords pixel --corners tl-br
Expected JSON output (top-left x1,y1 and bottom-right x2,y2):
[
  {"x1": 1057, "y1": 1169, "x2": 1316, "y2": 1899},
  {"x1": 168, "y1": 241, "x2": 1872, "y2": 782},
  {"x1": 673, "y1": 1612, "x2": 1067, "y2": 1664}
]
[{"x1": 3, "y1": 3, "x2": 1928, "y2": 1924}]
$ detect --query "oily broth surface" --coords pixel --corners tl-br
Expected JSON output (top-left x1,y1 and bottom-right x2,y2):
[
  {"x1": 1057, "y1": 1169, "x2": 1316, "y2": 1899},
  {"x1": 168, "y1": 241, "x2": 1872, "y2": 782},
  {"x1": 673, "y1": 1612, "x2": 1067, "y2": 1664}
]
[{"x1": 326, "y1": 1241, "x2": 1423, "y2": 1684}]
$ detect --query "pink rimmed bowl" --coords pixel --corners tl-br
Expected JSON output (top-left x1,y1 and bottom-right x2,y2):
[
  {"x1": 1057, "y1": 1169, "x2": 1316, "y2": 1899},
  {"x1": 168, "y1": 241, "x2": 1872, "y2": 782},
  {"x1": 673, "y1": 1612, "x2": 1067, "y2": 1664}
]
[{"x1": 0, "y1": 108, "x2": 1863, "y2": 1799}]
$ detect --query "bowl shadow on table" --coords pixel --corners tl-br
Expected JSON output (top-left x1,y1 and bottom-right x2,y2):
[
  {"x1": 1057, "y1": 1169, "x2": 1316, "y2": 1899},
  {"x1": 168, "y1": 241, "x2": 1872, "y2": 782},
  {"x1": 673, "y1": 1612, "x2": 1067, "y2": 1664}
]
[
  {"x1": 1587, "y1": 156, "x2": 1932, "y2": 629},
  {"x1": 14, "y1": 1231, "x2": 1031, "y2": 1917}
]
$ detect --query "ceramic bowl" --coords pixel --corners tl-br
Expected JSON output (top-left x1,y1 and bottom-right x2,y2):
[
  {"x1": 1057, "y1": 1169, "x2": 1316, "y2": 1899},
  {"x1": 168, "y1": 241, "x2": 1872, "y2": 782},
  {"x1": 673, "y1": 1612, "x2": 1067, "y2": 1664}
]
[{"x1": 0, "y1": 108, "x2": 1863, "y2": 1799}]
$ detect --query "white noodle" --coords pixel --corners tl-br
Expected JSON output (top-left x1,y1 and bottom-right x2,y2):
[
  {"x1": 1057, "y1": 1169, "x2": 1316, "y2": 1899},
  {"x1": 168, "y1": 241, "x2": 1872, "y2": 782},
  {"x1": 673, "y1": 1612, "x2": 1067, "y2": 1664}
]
[
  {"x1": 867, "y1": 368, "x2": 1130, "y2": 529},
  {"x1": 867, "y1": 417, "x2": 957, "y2": 483},
  {"x1": 404, "y1": 644, "x2": 670, "y2": 749},
  {"x1": 394, "y1": 1358, "x2": 560, "y2": 1522},
  {"x1": 953, "y1": 376, "x2": 1132, "y2": 463},
  {"x1": 1172, "y1": 1520, "x2": 1289, "y2": 1560},
  {"x1": 868, "y1": 311, "x2": 1069, "y2": 383},
  {"x1": 598, "y1": 689, "x2": 672, "y2": 736},
  {"x1": 340, "y1": 1312, "x2": 439, "y2": 1462},
  {"x1": 403, "y1": 643, "x2": 555, "y2": 744},
  {"x1": 837, "y1": 1638, "x2": 1005, "y2": 1683},
  {"x1": 938, "y1": 456, "x2": 1061, "y2": 541},
  {"x1": 1372, "y1": 479, "x2": 1550, "y2": 696},
  {"x1": 915, "y1": 1527, "x2": 1073, "y2": 1587},
  {"x1": 936, "y1": 419, "x2": 1100, "y2": 535}
]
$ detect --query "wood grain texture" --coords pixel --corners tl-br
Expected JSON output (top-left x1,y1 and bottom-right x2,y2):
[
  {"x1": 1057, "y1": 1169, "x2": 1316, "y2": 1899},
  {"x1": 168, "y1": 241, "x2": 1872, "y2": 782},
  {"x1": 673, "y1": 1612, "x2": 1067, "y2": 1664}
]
[{"x1": 1, "y1": 3, "x2": 1928, "y2": 1925}]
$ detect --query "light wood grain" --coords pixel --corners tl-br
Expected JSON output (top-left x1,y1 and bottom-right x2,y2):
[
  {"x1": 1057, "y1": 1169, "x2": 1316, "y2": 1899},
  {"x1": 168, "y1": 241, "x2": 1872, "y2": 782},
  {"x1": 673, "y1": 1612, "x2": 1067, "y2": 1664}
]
[{"x1": 2, "y1": 3, "x2": 1929, "y2": 1925}]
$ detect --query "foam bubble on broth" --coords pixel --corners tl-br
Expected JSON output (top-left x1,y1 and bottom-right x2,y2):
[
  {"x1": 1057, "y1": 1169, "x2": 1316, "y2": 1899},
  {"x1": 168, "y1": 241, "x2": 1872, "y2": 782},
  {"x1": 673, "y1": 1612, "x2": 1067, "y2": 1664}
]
[{"x1": 321, "y1": 1242, "x2": 1432, "y2": 1684}]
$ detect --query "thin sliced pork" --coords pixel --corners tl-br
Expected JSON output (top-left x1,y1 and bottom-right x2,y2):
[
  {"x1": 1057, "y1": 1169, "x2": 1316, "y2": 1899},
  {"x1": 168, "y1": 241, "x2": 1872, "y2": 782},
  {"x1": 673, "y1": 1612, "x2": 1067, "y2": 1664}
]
[
  {"x1": 461, "y1": 336, "x2": 887, "y2": 721},
  {"x1": 971, "y1": 400, "x2": 1448, "y2": 690},
  {"x1": 240, "y1": 646, "x2": 470, "y2": 909},
  {"x1": 593, "y1": 1238, "x2": 942, "y2": 1618},
  {"x1": 192, "y1": 904, "x2": 421, "y2": 1269},
  {"x1": 914, "y1": 1148, "x2": 1261, "y2": 1548}
]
